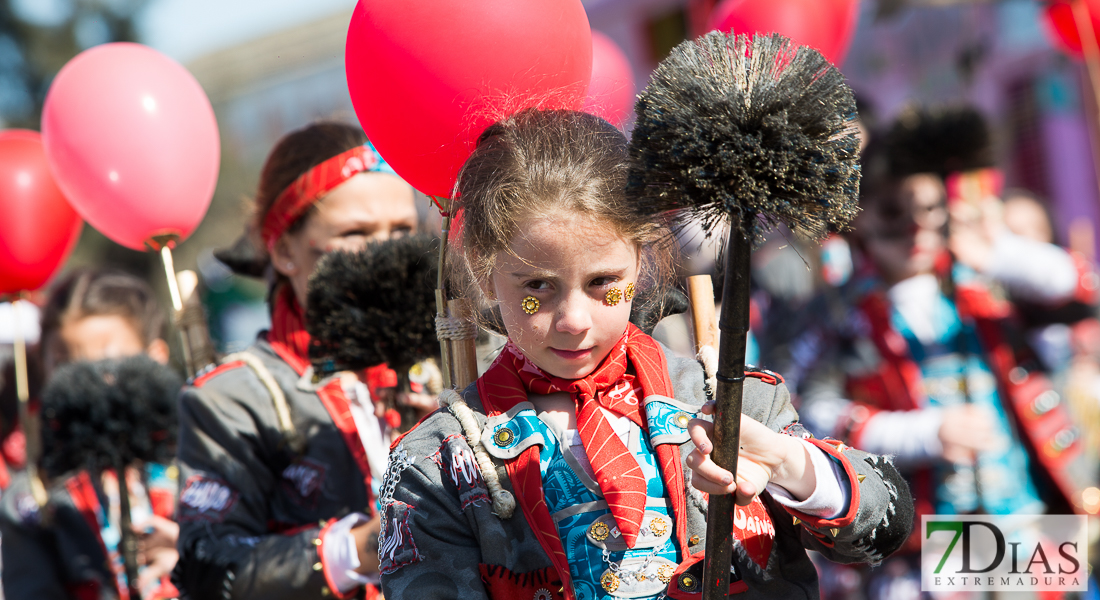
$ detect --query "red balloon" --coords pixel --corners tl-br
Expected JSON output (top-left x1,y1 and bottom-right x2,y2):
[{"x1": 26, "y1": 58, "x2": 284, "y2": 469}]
[
  {"x1": 0, "y1": 130, "x2": 82, "y2": 295},
  {"x1": 1043, "y1": 0, "x2": 1100, "y2": 58},
  {"x1": 707, "y1": 0, "x2": 860, "y2": 66},
  {"x1": 42, "y1": 43, "x2": 219, "y2": 251},
  {"x1": 583, "y1": 32, "x2": 636, "y2": 127},
  {"x1": 346, "y1": 0, "x2": 592, "y2": 198}
]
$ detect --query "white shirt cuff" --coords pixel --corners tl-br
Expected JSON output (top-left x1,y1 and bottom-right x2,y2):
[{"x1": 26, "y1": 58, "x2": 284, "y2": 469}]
[
  {"x1": 321, "y1": 512, "x2": 376, "y2": 592},
  {"x1": 857, "y1": 408, "x2": 944, "y2": 464},
  {"x1": 986, "y1": 233, "x2": 1078, "y2": 303},
  {"x1": 766, "y1": 440, "x2": 850, "y2": 519}
]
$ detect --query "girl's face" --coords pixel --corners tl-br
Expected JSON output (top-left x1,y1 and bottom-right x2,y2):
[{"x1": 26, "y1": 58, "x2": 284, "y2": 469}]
[
  {"x1": 856, "y1": 173, "x2": 947, "y2": 285},
  {"x1": 489, "y1": 212, "x2": 639, "y2": 380},
  {"x1": 46, "y1": 314, "x2": 169, "y2": 377},
  {"x1": 274, "y1": 172, "x2": 418, "y2": 308}
]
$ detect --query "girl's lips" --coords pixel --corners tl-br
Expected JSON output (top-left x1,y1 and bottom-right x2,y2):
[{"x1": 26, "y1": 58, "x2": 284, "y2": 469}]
[{"x1": 550, "y1": 347, "x2": 593, "y2": 361}]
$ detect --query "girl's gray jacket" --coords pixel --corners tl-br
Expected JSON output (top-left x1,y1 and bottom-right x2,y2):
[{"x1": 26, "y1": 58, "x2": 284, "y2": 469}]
[
  {"x1": 172, "y1": 337, "x2": 373, "y2": 599},
  {"x1": 378, "y1": 348, "x2": 913, "y2": 600}
]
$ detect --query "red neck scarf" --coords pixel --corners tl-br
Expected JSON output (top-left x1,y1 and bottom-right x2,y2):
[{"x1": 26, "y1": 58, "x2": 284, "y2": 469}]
[
  {"x1": 268, "y1": 286, "x2": 313, "y2": 374},
  {"x1": 480, "y1": 324, "x2": 674, "y2": 548}
]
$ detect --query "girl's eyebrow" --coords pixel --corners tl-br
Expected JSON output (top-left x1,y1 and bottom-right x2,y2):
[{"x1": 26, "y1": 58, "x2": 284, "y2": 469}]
[
  {"x1": 510, "y1": 266, "x2": 628, "y2": 280},
  {"x1": 509, "y1": 270, "x2": 556, "y2": 279}
]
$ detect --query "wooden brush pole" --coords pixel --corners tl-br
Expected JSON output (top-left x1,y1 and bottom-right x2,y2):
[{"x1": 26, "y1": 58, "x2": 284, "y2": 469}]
[
  {"x1": 448, "y1": 298, "x2": 479, "y2": 389},
  {"x1": 686, "y1": 275, "x2": 718, "y2": 353},
  {"x1": 116, "y1": 462, "x2": 142, "y2": 599},
  {"x1": 702, "y1": 223, "x2": 753, "y2": 600}
]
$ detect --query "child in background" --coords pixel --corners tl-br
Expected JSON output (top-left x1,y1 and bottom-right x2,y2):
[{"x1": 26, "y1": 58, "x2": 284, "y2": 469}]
[
  {"x1": 174, "y1": 122, "x2": 418, "y2": 599},
  {"x1": 0, "y1": 268, "x2": 179, "y2": 599},
  {"x1": 378, "y1": 109, "x2": 911, "y2": 600}
]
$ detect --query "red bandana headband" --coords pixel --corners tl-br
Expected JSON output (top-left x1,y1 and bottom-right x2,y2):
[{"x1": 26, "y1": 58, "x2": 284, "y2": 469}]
[{"x1": 261, "y1": 141, "x2": 396, "y2": 252}]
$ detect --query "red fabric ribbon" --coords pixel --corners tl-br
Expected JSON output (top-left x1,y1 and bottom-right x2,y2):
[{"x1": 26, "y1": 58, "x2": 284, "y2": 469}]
[
  {"x1": 480, "y1": 324, "x2": 674, "y2": 548},
  {"x1": 260, "y1": 143, "x2": 388, "y2": 252}
]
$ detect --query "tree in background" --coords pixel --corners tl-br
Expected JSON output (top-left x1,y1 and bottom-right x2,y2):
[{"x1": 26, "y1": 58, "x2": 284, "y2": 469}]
[{"x1": 0, "y1": 0, "x2": 150, "y2": 129}]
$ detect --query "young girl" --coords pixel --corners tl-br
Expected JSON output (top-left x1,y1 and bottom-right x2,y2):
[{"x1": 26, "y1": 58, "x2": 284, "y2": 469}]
[
  {"x1": 0, "y1": 268, "x2": 179, "y2": 599},
  {"x1": 378, "y1": 109, "x2": 912, "y2": 600}
]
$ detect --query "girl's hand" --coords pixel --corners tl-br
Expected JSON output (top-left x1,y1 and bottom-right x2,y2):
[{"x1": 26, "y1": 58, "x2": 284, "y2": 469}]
[
  {"x1": 938, "y1": 404, "x2": 998, "y2": 464},
  {"x1": 134, "y1": 515, "x2": 179, "y2": 595},
  {"x1": 353, "y1": 515, "x2": 382, "y2": 575},
  {"x1": 686, "y1": 403, "x2": 815, "y2": 506}
]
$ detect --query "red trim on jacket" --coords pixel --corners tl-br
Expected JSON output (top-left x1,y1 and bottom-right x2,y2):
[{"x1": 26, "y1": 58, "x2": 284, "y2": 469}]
[
  {"x1": 504, "y1": 444, "x2": 575, "y2": 598},
  {"x1": 66, "y1": 472, "x2": 115, "y2": 598},
  {"x1": 191, "y1": 360, "x2": 245, "y2": 388},
  {"x1": 664, "y1": 553, "x2": 747, "y2": 599},
  {"x1": 784, "y1": 438, "x2": 861, "y2": 531}
]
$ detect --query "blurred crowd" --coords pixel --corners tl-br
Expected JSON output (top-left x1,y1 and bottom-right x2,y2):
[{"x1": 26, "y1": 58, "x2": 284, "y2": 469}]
[
  {"x1": 659, "y1": 103, "x2": 1100, "y2": 599},
  {"x1": 0, "y1": 103, "x2": 1098, "y2": 600}
]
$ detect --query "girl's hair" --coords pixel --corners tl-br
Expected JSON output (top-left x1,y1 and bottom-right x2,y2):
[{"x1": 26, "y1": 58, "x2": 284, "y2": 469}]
[
  {"x1": 453, "y1": 109, "x2": 673, "y2": 317},
  {"x1": 39, "y1": 268, "x2": 165, "y2": 368},
  {"x1": 253, "y1": 122, "x2": 369, "y2": 240}
]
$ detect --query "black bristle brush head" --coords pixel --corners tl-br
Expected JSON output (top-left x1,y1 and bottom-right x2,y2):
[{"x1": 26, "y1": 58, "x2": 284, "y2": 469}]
[
  {"x1": 627, "y1": 32, "x2": 861, "y2": 244},
  {"x1": 306, "y1": 234, "x2": 439, "y2": 377},
  {"x1": 886, "y1": 105, "x2": 994, "y2": 178},
  {"x1": 40, "y1": 355, "x2": 182, "y2": 478}
]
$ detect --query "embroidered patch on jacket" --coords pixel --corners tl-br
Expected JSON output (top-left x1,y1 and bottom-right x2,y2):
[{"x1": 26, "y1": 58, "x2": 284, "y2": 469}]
[
  {"x1": 178, "y1": 475, "x2": 238, "y2": 522},
  {"x1": 432, "y1": 433, "x2": 489, "y2": 510},
  {"x1": 732, "y1": 496, "x2": 776, "y2": 579},
  {"x1": 280, "y1": 458, "x2": 328, "y2": 508},
  {"x1": 780, "y1": 422, "x2": 814, "y2": 440},
  {"x1": 379, "y1": 500, "x2": 422, "y2": 575},
  {"x1": 15, "y1": 492, "x2": 40, "y2": 525},
  {"x1": 478, "y1": 564, "x2": 564, "y2": 600}
]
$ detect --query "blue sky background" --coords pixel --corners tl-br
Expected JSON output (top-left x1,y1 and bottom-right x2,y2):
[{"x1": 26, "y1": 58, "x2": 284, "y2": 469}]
[{"x1": 11, "y1": 0, "x2": 355, "y2": 63}]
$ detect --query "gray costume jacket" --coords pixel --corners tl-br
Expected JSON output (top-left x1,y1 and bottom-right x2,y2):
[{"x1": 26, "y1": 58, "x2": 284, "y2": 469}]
[
  {"x1": 379, "y1": 349, "x2": 913, "y2": 600},
  {"x1": 1, "y1": 471, "x2": 127, "y2": 599},
  {"x1": 172, "y1": 336, "x2": 374, "y2": 600},
  {"x1": 1, "y1": 463, "x2": 178, "y2": 599}
]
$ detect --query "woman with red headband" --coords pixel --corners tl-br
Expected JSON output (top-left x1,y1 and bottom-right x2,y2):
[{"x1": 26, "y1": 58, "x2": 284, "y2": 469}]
[{"x1": 173, "y1": 122, "x2": 418, "y2": 599}]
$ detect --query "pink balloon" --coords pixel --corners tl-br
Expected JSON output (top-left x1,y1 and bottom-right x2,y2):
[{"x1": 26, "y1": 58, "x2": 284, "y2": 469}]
[
  {"x1": 707, "y1": 0, "x2": 860, "y2": 66},
  {"x1": 346, "y1": 0, "x2": 592, "y2": 198},
  {"x1": 42, "y1": 43, "x2": 219, "y2": 251},
  {"x1": 583, "y1": 32, "x2": 636, "y2": 127}
]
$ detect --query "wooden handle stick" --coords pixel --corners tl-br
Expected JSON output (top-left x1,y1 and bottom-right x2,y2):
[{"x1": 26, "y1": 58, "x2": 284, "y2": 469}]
[
  {"x1": 448, "y1": 298, "x2": 480, "y2": 389},
  {"x1": 687, "y1": 275, "x2": 718, "y2": 353}
]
